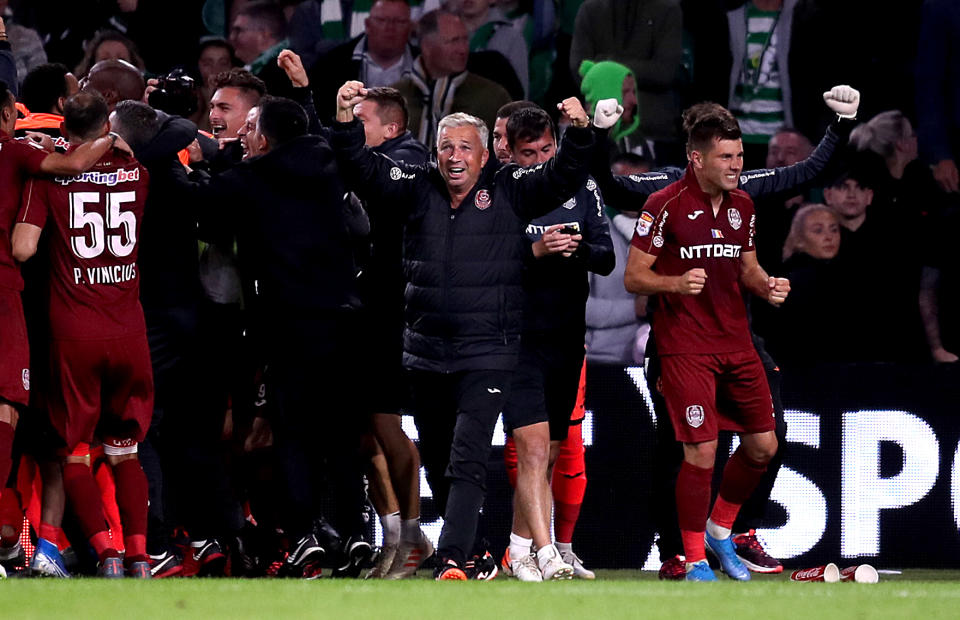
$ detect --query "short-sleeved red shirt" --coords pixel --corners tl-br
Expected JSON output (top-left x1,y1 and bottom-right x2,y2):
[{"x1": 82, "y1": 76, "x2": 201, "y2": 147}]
[
  {"x1": 0, "y1": 132, "x2": 49, "y2": 291},
  {"x1": 18, "y1": 147, "x2": 149, "y2": 340},
  {"x1": 632, "y1": 166, "x2": 756, "y2": 355}
]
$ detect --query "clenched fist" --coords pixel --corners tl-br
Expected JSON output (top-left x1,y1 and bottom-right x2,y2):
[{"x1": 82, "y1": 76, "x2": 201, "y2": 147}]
[
  {"x1": 767, "y1": 276, "x2": 790, "y2": 306},
  {"x1": 677, "y1": 268, "x2": 707, "y2": 295},
  {"x1": 557, "y1": 97, "x2": 589, "y2": 128}
]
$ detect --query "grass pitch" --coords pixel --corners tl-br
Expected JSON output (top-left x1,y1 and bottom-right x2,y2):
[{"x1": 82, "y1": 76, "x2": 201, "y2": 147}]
[{"x1": 2, "y1": 570, "x2": 958, "y2": 619}]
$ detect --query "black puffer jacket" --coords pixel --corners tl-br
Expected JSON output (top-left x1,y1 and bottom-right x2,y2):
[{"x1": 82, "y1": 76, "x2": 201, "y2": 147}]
[{"x1": 330, "y1": 119, "x2": 595, "y2": 372}]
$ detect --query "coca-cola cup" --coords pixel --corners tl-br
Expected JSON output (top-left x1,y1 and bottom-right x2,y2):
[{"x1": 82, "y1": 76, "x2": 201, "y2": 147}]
[
  {"x1": 790, "y1": 562, "x2": 840, "y2": 583},
  {"x1": 840, "y1": 564, "x2": 879, "y2": 583}
]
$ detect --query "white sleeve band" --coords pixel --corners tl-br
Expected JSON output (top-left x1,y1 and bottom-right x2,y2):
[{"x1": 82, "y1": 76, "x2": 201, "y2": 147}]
[{"x1": 103, "y1": 442, "x2": 138, "y2": 456}]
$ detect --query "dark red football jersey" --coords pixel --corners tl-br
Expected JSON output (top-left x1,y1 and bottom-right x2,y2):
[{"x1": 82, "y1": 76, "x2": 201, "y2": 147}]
[
  {"x1": 0, "y1": 132, "x2": 49, "y2": 291},
  {"x1": 632, "y1": 166, "x2": 756, "y2": 355},
  {"x1": 18, "y1": 147, "x2": 149, "y2": 340}
]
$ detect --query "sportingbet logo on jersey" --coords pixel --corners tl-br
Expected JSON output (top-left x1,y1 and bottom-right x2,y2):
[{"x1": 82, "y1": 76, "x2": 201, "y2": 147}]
[{"x1": 55, "y1": 167, "x2": 140, "y2": 187}]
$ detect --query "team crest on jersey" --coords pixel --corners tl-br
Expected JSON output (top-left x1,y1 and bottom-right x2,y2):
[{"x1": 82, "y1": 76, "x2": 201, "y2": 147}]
[
  {"x1": 636, "y1": 211, "x2": 654, "y2": 237},
  {"x1": 562, "y1": 197, "x2": 576, "y2": 210},
  {"x1": 475, "y1": 189, "x2": 491, "y2": 210},
  {"x1": 727, "y1": 208, "x2": 742, "y2": 230},
  {"x1": 686, "y1": 405, "x2": 704, "y2": 428},
  {"x1": 21, "y1": 369, "x2": 29, "y2": 391},
  {"x1": 653, "y1": 235, "x2": 664, "y2": 248}
]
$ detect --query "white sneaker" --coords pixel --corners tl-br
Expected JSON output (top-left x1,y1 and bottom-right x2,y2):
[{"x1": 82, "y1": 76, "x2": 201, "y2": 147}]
[
  {"x1": 560, "y1": 547, "x2": 596, "y2": 580},
  {"x1": 365, "y1": 542, "x2": 397, "y2": 579},
  {"x1": 510, "y1": 553, "x2": 543, "y2": 582},
  {"x1": 537, "y1": 544, "x2": 574, "y2": 580},
  {"x1": 385, "y1": 530, "x2": 434, "y2": 579}
]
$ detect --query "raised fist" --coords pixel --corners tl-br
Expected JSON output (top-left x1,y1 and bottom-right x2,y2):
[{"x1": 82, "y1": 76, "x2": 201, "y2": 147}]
[
  {"x1": 593, "y1": 98, "x2": 624, "y2": 130},
  {"x1": 823, "y1": 85, "x2": 860, "y2": 119}
]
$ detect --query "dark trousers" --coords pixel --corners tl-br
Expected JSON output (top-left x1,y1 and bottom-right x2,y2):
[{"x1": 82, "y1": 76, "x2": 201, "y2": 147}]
[
  {"x1": 267, "y1": 312, "x2": 366, "y2": 541},
  {"x1": 649, "y1": 355, "x2": 787, "y2": 560},
  {"x1": 143, "y1": 303, "x2": 242, "y2": 552},
  {"x1": 408, "y1": 368, "x2": 511, "y2": 565}
]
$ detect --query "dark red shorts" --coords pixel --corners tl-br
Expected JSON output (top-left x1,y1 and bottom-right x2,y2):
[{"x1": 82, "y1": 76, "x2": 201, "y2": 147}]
[
  {"x1": 660, "y1": 350, "x2": 774, "y2": 444},
  {"x1": 0, "y1": 289, "x2": 30, "y2": 408},
  {"x1": 48, "y1": 333, "x2": 154, "y2": 450}
]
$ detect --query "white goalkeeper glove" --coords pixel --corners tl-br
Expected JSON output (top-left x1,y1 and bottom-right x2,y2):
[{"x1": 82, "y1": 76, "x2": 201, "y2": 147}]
[
  {"x1": 593, "y1": 98, "x2": 624, "y2": 129},
  {"x1": 823, "y1": 85, "x2": 860, "y2": 119}
]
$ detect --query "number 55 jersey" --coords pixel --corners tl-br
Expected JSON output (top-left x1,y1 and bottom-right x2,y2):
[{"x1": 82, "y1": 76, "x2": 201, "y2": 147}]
[{"x1": 19, "y1": 148, "x2": 149, "y2": 340}]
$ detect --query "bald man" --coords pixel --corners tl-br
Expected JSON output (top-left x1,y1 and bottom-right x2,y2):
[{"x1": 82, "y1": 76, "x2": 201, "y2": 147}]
[{"x1": 83, "y1": 59, "x2": 145, "y2": 109}]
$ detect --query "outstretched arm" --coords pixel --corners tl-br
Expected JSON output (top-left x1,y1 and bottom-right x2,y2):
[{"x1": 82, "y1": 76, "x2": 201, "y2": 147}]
[
  {"x1": 510, "y1": 97, "x2": 595, "y2": 219},
  {"x1": 739, "y1": 85, "x2": 860, "y2": 198},
  {"x1": 39, "y1": 134, "x2": 133, "y2": 176},
  {"x1": 328, "y1": 81, "x2": 421, "y2": 212}
]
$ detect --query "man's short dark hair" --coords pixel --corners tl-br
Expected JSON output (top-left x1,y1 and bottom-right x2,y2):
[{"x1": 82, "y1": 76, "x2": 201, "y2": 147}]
[
  {"x1": 237, "y1": 1, "x2": 287, "y2": 41},
  {"x1": 506, "y1": 106, "x2": 555, "y2": 148},
  {"x1": 682, "y1": 102, "x2": 741, "y2": 153},
  {"x1": 496, "y1": 100, "x2": 537, "y2": 122},
  {"x1": 364, "y1": 87, "x2": 408, "y2": 132},
  {"x1": 417, "y1": 9, "x2": 456, "y2": 41},
  {"x1": 63, "y1": 91, "x2": 110, "y2": 140},
  {"x1": 21, "y1": 63, "x2": 71, "y2": 115},
  {"x1": 111, "y1": 100, "x2": 160, "y2": 152},
  {"x1": 257, "y1": 96, "x2": 308, "y2": 148},
  {"x1": 214, "y1": 69, "x2": 267, "y2": 100}
]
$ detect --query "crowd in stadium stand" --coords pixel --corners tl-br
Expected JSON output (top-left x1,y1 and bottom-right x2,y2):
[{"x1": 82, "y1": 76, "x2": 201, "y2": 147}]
[{"x1": 0, "y1": 0, "x2": 956, "y2": 581}]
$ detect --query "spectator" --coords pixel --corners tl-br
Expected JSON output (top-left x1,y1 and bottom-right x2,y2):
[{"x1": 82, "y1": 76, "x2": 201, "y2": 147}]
[
  {"x1": 74, "y1": 29, "x2": 145, "y2": 78},
  {"x1": 443, "y1": 0, "x2": 529, "y2": 97},
  {"x1": 914, "y1": 0, "x2": 960, "y2": 196},
  {"x1": 578, "y1": 59, "x2": 643, "y2": 159},
  {"x1": 724, "y1": 0, "x2": 799, "y2": 165},
  {"x1": 290, "y1": 0, "x2": 430, "y2": 68},
  {"x1": 762, "y1": 204, "x2": 844, "y2": 366},
  {"x1": 392, "y1": 9, "x2": 510, "y2": 146},
  {"x1": 495, "y1": 0, "x2": 558, "y2": 104},
  {"x1": 920, "y1": 205, "x2": 960, "y2": 363},
  {"x1": 585, "y1": 152, "x2": 651, "y2": 365},
  {"x1": 570, "y1": 0, "x2": 684, "y2": 164},
  {"x1": 309, "y1": 0, "x2": 416, "y2": 114},
  {"x1": 754, "y1": 126, "x2": 815, "y2": 271},
  {"x1": 824, "y1": 167, "x2": 922, "y2": 361},
  {"x1": 849, "y1": 110, "x2": 940, "y2": 217},
  {"x1": 0, "y1": 0, "x2": 46, "y2": 85},
  {"x1": 228, "y1": 1, "x2": 295, "y2": 98},
  {"x1": 192, "y1": 38, "x2": 241, "y2": 133}
]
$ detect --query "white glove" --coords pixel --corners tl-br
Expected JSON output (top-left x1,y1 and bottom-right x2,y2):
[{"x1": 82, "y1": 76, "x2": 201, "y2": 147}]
[
  {"x1": 822, "y1": 85, "x2": 860, "y2": 119},
  {"x1": 593, "y1": 98, "x2": 624, "y2": 129}
]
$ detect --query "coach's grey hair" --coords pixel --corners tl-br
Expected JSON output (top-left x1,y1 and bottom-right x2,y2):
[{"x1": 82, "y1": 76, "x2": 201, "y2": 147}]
[{"x1": 436, "y1": 112, "x2": 488, "y2": 149}]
